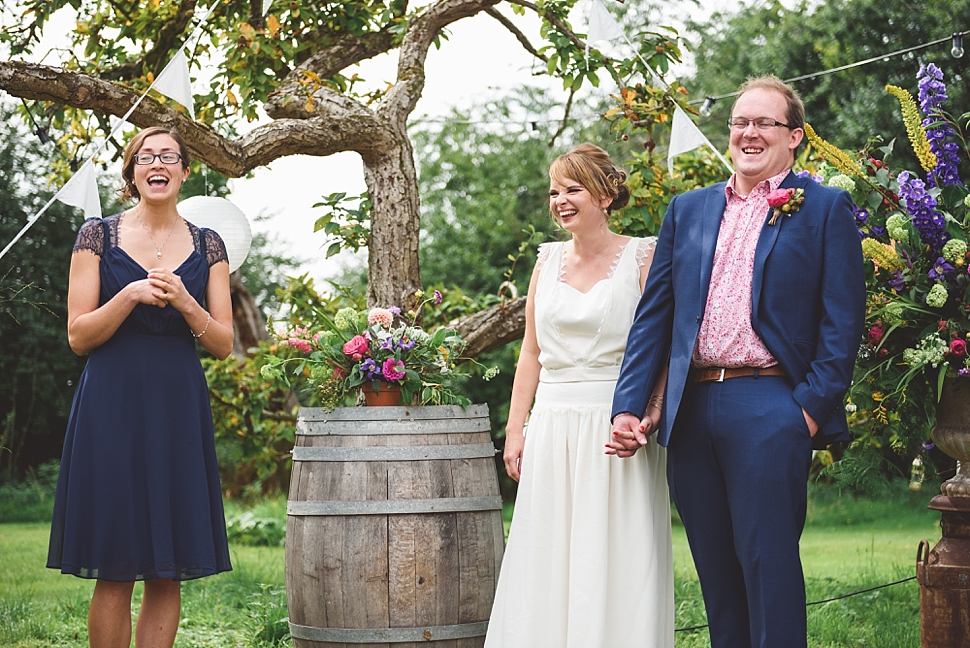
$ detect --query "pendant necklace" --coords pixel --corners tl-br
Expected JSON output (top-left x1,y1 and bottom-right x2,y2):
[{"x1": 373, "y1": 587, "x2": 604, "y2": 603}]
[{"x1": 137, "y1": 213, "x2": 179, "y2": 259}]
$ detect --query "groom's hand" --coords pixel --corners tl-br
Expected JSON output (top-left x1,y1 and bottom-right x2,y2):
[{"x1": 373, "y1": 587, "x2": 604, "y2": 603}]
[{"x1": 606, "y1": 413, "x2": 647, "y2": 457}]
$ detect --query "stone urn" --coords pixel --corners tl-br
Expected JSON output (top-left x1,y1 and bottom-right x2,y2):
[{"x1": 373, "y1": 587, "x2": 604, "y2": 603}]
[{"x1": 932, "y1": 378, "x2": 970, "y2": 496}]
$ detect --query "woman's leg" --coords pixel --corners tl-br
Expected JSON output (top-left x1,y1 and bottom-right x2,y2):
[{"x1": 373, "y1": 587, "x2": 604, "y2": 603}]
[
  {"x1": 88, "y1": 580, "x2": 135, "y2": 648},
  {"x1": 134, "y1": 579, "x2": 181, "y2": 648}
]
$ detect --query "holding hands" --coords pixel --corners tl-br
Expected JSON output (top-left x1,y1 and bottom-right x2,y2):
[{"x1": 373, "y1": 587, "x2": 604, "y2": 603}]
[{"x1": 147, "y1": 268, "x2": 194, "y2": 312}]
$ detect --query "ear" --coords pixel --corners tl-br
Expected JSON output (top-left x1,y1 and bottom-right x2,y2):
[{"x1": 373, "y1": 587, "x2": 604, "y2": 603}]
[
  {"x1": 788, "y1": 127, "x2": 804, "y2": 151},
  {"x1": 600, "y1": 196, "x2": 613, "y2": 211}
]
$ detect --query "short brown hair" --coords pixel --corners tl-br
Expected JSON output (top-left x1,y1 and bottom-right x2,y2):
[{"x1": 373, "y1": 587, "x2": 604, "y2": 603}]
[
  {"x1": 549, "y1": 143, "x2": 630, "y2": 214},
  {"x1": 732, "y1": 75, "x2": 805, "y2": 130},
  {"x1": 119, "y1": 126, "x2": 191, "y2": 202}
]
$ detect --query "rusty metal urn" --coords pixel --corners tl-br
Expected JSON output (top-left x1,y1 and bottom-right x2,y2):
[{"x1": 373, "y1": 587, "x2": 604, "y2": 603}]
[{"x1": 919, "y1": 378, "x2": 970, "y2": 646}]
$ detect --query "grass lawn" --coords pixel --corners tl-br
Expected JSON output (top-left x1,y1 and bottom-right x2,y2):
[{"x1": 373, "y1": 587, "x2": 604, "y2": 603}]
[{"x1": 1, "y1": 484, "x2": 942, "y2": 647}]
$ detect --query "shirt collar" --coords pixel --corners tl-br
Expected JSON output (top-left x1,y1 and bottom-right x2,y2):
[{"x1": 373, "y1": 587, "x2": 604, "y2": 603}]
[{"x1": 724, "y1": 168, "x2": 792, "y2": 201}]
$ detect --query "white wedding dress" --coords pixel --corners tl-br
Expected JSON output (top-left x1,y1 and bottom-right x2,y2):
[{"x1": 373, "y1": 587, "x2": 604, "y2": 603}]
[{"x1": 485, "y1": 237, "x2": 674, "y2": 648}]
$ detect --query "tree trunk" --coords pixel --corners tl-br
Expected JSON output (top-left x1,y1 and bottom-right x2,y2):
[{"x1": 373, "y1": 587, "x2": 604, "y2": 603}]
[
  {"x1": 454, "y1": 297, "x2": 527, "y2": 358},
  {"x1": 229, "y1": 271, "x2": 269, "y2": 358},
  {"x1": 362, "y1": 129, "x2": 422, "y2": 309}
]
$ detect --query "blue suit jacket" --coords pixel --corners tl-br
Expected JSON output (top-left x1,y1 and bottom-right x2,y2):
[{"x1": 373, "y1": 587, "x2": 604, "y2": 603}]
[{"x1": 611, "y1": 172, "x2": 866, "y2": 450}]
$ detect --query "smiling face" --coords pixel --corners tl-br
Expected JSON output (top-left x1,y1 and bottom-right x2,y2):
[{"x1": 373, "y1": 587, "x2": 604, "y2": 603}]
[
  {"x1": 132, "y1": 134, "x2": 189, "y2": 204},
  {"x1": 548, "y1": 176, "x2": 612, "y2": 233},
  {"x1": 728, "y1": 87, "x2": 804, "y2": 195}
]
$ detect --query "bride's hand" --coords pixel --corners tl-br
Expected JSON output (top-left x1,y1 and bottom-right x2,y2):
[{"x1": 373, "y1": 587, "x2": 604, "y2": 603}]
[{"x1": 503, "y1": 430, "x2": 525, "y2": 482}]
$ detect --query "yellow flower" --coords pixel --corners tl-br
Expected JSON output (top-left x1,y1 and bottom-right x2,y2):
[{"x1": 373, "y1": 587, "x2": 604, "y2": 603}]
[
  {"x1": 414, "y1": 290, "x2": 424, "y2": 298},
  {"x1": 885, "y1": 85, "x2": 937, "y2": 173},
  {"x1": 804, "y1": 124, "x2": 863, "y2": 178},
  {"x1": 861, "y1": 238, "x2": 906, "y2": 271}
]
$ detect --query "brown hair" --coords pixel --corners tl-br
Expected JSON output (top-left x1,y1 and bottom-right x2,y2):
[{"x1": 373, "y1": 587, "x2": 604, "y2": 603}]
[
  {"x1": 119, "y1": 126, "x2": 191, "y2": 202},
  {"x1": 732, "y1": 75, "x2": 805, "y2": 130},
  {"x1": 549, "y1": 143, "x2": 630, "y2": 214}
]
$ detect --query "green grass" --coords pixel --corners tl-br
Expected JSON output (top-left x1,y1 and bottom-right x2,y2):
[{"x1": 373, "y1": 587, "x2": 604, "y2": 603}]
[{"x1": 0, "y1": 484, "x2": 942, "y2": 647}]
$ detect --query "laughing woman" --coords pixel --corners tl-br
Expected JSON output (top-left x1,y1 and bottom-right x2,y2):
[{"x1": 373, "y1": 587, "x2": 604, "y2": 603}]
[{"x1": 47, "y1": 126, "x2": 233, "y2": 648}]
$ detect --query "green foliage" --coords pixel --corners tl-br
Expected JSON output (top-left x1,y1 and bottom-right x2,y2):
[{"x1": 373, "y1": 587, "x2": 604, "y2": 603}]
[
  {"x1": 203, "y1": 341, "x2": 297, "y2": 499},
  {"x1": 223, "y1": 498, "x2": 287, "y2": 547},
  {"x1": 0, "y1": 104, "x2": 90, "y2": 475},
  {"x1": 0, "y1": 460, "x2": 59, "y2": 523},
  {"x1": 312, "y1": 192, "x2": 371, "y2": 259}
]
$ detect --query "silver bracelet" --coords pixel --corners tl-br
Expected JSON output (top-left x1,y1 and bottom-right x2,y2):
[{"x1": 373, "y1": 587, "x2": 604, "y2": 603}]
[{"x1": 192, "y1": 312, "x2": 211, "y2": 339}]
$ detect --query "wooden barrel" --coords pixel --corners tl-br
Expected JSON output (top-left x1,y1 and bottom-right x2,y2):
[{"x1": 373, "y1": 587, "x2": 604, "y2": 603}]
[{"x1": 285, "y1": 404, "x2": 505, "y2": 648}]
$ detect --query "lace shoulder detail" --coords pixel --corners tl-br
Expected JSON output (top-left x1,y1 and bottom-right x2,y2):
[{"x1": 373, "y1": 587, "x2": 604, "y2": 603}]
[
  {"x1": 634, "y1": 236, "x2": 657, "y2": 268},
  {"x1": 185, "y1": 221, "x2": 230, "y2": 268},
  {"x1": 72, "y1": 218, "x2": 104, "y2": 256},
  {"x1": 203, "y1": 228, "x2": 229, "y2": 267},
  {"x1": 535, "y1": 241, "x2": 559, "y2": 272}
]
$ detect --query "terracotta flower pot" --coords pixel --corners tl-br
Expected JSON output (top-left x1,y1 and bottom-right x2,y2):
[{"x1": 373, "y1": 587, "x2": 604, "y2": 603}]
[{"x1": 362, "y1": 381, "x2": 403, "y2": 406}]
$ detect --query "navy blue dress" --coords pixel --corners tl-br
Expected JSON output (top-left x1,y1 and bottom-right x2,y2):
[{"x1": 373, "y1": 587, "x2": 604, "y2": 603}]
[{"x1": 47, "y1": 214, "x2": 232, "y2": 582}]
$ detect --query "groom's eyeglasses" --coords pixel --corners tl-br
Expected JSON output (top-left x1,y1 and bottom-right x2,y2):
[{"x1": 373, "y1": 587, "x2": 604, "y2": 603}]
[{"x1": 727, "y1": 117, "x2": 793, "y2": 131}]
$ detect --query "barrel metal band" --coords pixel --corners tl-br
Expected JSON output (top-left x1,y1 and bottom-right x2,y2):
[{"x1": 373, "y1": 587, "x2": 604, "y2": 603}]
[
  {"x1": 288, "y1": 621, "x2": 488, "y2": 643},
  {"x1": 297, "y1": 417, "x2": 490, "y2": 436},
  {"x1": 291, "y1": 443, "x2": 496, "y2": 462},
  {"x1": 287, "y1": 496, "x2": 503, "y2": 516}
]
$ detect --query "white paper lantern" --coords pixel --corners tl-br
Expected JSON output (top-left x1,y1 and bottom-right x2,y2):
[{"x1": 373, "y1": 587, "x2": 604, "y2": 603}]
[{"x1": 177, "y1": 196, "x2": 252, "y2": 273}]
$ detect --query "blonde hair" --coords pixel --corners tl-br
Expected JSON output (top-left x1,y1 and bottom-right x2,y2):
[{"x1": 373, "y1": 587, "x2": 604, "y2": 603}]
[
  {"x1": 119, "y1": 126, "x2": 191, "y2": 202},
  {"x1": 549, "y1": 143, "x2": 630, "y2": 214}
]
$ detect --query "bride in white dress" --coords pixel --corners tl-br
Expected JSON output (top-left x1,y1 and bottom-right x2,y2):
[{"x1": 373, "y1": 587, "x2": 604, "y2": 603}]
[{"x1": 485, "y1": 144, "x2": 674, "y2": 648}]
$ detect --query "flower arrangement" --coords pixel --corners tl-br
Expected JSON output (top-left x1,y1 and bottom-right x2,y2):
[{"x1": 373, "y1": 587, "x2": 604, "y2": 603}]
[
  {"x1": 766, "y1": 187, "x2": 805, "y2": 225},
  {"x1": 804, "y1": 63, "x2": 969, "y2": 459},
  {"x1": 261, "y1": 289, "x2": 497, "y2": 409}
]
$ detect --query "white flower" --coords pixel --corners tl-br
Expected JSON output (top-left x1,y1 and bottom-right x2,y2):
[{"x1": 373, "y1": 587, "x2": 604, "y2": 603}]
[{"x1": 827, "y1": 174, "x2": 856, "y2": 192}]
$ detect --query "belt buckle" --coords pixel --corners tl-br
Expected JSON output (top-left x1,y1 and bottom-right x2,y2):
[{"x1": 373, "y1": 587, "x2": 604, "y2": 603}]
[{"x1": 716, "y1": 368, "x2": 725, "y2": 383}]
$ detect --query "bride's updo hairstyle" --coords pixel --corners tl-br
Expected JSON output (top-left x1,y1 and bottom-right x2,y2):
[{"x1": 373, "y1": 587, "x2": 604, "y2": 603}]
[
  {"x1": 119, "y1": 126, "x2": 192, "y2": 203},
  {"x1": 548, "y1": 143, "x2": 631, "y2": 215}
]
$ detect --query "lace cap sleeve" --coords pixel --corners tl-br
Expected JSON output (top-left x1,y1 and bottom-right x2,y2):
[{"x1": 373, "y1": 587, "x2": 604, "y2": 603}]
[
  {"x1": 72, "y1": 218, "x2": 105, "y2": 257},
  {"x1": 635, "y1": 236, "x2": 657, "y2": 268},
  {"x1": 535, "y1": 242, "x2": 556, "y2": 272},
  {"x1": 203, "y1": 228, "x2": 230, "y2": 268}
]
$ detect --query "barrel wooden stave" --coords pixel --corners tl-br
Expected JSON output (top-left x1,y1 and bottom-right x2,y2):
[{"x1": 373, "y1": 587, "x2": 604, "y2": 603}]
[{"x1": 286, "y1": 406, "x2": 501, "y2": 648}]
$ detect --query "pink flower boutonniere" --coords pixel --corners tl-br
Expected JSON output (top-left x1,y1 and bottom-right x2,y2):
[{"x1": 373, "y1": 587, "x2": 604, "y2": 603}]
[{"x1": 766, "y1": 187, "x2": 805, "y2": 225}]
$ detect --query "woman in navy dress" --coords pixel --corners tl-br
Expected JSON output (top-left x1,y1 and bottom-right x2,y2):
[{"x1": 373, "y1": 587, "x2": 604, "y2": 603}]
[{"x1": 47, "y1": 126, "x2": 233, "y2": 648}]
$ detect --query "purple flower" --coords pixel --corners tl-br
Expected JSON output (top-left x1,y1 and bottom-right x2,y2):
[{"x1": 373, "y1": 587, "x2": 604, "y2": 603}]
[
  {"x1": 396, "y1": 338, "x2": 416, "y2": 352},
  {"x1": 960, "y1": 368, "x2": 970, "y2": 377},
  {"x1": 433, "y1": 289, "x2": 443, "y2": 305},
  {"x1": 897, "y1": 171, "x2": 950, "y2": 251},
  {"x1": 853, "y1": 206, "x2": 869, "y2": 225},
  {"x1": 388, "y1": 306, "x2": 402, "y2": 315},
  {"x1": 917, "y1": 63, "x2": 963, "y2": 188},
  {"x1": 887, "y1": 270, "x2": 905, "y2": 292},
  {"x1": 360, "y1": 358, "x2": 382, "y2": 380},
  {"x1": 928, "y1": 256, "x2": 955, "y2": 280}
]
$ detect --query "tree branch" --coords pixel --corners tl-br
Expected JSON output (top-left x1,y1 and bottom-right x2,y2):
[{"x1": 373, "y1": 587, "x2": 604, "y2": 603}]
[
  {"x1": 547, "y1": 84, "x2": 575, "y2": 147},
  {"x1": 454, "y1": 296, "x2": 526, "y2": 358},
  {"x1": 0, "y1": 61, "x2": 394, "y2": 176},
  {"x1": 485, "y1": 7, "x2": 546, "y2": 61}
]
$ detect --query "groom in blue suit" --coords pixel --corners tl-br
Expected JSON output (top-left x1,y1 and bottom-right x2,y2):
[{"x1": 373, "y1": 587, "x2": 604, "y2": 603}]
[{"x1": 610, "y1": 76, "x2": 865, "y2": 647}]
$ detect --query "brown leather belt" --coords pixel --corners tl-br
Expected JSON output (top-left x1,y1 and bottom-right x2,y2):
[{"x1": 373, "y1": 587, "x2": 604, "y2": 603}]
[{"x1": 691, "y1": 366, "x2": 786, "y2": 383}]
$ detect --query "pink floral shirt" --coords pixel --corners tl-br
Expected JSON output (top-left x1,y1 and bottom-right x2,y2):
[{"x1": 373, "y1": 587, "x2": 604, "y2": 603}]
[{"x1": 692, "y1": 169, "x2": 791, "y2": 368}]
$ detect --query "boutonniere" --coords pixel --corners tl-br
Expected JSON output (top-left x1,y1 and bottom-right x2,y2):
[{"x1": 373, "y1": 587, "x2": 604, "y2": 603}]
[{"x1": 766, "y1": 187, "x2": 805, "y2": 225}]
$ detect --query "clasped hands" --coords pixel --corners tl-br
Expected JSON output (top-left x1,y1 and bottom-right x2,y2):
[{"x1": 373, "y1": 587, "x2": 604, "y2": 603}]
[
  {"x1": 606, "y1": 412, "x2": 656, "y2": 458},
  {"x1": 135, "y1": 268, "x2": 191, "y2": 310}
]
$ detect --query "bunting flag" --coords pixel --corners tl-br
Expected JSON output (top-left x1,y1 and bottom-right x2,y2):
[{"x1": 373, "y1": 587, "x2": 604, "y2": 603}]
[
  {"x1": 668, "y1": 105, "x2": 733, "y2": 175},
  {"x1": 56, "y1": 159, "x2": 102, "y2": 220},
  {"x1": 586, "y1": 0, "x2": 623, "y2": 45},
  {"x1": 152, "y1": 48, "x2": 194, "y2": 114},
  {"x1": 262, "y1": 0, "x2": 274, "y2": 15}
]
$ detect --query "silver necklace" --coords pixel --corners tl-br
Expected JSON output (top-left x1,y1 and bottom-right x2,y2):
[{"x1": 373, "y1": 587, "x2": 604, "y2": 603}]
[{"x1": 136, "y1": 213, "x2": 179, "y2": 259}]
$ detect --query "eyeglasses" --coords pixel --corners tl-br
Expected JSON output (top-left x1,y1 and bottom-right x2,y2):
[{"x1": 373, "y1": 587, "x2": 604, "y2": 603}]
[
  {"x1": 727, "y1": 117, "x2": 792, "y2": 131},
  {"x1": 133, "y1": 152, "x2": 182, "y2": 165}
]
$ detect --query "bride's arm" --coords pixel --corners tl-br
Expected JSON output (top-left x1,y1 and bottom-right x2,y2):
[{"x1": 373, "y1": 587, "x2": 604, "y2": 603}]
[{"x1": 503, "y1": 264, "x2": 542, "y2": 482}]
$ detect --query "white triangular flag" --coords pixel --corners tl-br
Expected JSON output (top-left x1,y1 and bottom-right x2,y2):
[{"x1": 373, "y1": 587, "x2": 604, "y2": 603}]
[
  {"x1": 262, "y1": 0, "x2": 273, "y2": 15},
  {"x1": 57, "y1": 159, "x2": 102, "y2": 220},
  {"x1": 153, "y1": 48, "x2": 194, "y2": 115},
  {"x1": 668, "y1": 105, "x2": 733, "y2": 175},
  {"x1": 587, "y1": 0, "x2": 623, "y2": 45}
]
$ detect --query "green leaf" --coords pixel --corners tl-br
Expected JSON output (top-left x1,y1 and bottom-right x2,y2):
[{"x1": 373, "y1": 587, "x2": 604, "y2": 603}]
[
  {"x1": 325, "y1": 242, "x2": 342, "y2": 258},
  {"x1": 313, "y1": 214, "x2": 333, "y2": 232}
]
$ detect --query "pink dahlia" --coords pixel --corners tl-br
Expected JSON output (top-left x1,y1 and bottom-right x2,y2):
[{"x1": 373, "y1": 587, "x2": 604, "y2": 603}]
[{"x1": 382, "y1": 358, "x2": 406, "y2": 382}]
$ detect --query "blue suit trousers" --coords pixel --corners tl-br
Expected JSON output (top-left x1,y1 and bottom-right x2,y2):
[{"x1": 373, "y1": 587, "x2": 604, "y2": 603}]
[{"x1": 668, "y1": 374, "x2": 813, "y2": 648}]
